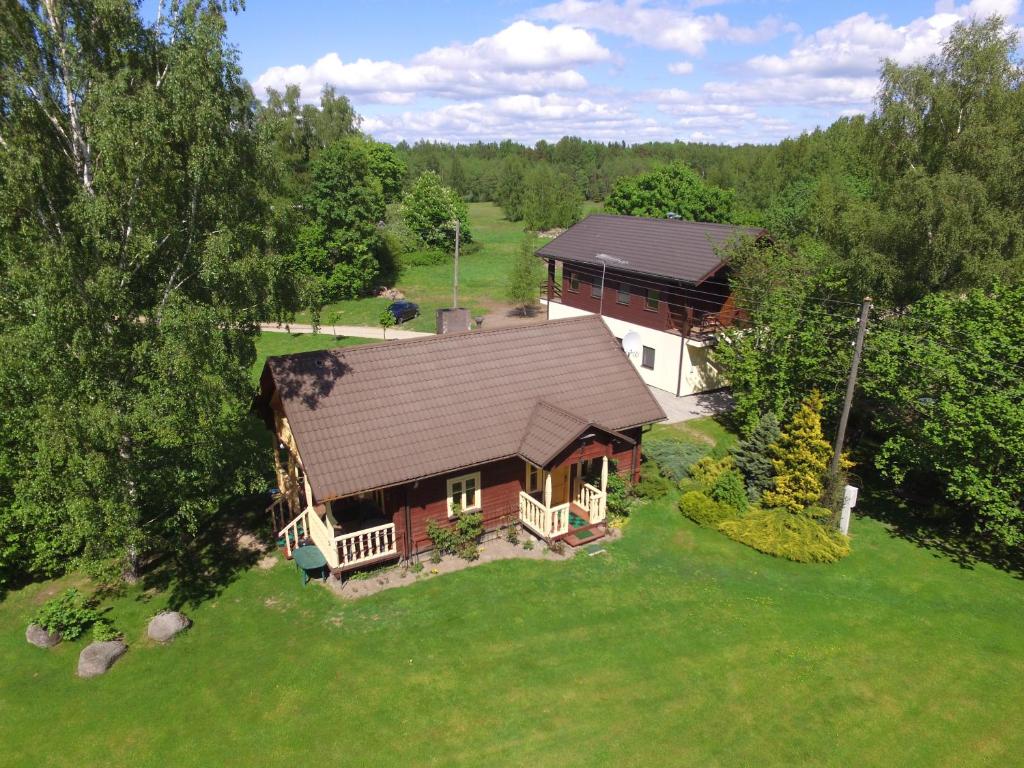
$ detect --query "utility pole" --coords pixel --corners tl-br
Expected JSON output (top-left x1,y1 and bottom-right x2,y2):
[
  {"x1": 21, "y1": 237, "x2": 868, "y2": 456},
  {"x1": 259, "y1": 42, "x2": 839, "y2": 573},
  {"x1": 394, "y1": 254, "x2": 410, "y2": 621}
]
[
  {"x1": 452, "y1": 218, "x2": 460, "y2": 308},
  {"x1": 828, "y1": 297, "x2": 872, "y2": 482}
]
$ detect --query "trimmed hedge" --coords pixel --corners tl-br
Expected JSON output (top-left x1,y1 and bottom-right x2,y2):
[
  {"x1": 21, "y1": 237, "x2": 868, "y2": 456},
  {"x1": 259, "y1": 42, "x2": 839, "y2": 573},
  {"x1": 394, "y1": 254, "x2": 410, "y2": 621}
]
[
  {"x1": 678, "y1": 490, "x2": 738, "y2": 527},
  {"x1": 717, "y1": 508, "x2": 851, "y2": 564}
]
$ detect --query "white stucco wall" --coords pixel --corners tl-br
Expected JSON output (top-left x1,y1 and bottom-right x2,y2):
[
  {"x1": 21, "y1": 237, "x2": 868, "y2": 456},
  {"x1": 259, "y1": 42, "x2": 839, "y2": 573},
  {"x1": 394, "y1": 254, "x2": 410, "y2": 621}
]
[{"x1": 545, "y1": 300, "x2": 720, "y2": 397}]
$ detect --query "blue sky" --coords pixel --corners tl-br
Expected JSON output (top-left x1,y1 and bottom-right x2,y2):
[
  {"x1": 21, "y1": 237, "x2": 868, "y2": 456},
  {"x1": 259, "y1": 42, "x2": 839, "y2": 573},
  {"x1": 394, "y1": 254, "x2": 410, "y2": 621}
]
[{"x1": 224, "y1": 0, "x2": 1019, "y2": 145}]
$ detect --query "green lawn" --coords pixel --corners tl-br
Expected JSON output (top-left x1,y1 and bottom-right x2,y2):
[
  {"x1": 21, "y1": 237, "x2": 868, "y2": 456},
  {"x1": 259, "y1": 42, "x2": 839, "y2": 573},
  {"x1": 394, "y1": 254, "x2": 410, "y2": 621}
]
[
  {"x1": 251, "y1": 332, "x2": 374, "y2": 382},
  {"x1": 298, "y1": 202, "x2": 531, "y2": 331},
  {"x1": 3, "y1": 418, "x2": 1023, "y2": 766}
]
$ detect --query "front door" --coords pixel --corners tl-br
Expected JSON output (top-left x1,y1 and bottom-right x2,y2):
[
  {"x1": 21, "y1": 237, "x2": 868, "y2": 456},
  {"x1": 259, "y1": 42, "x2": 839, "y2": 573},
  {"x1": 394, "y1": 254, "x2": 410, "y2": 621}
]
[{"x1": 550, "y1": 465, "x2": 570, "y2": 506}]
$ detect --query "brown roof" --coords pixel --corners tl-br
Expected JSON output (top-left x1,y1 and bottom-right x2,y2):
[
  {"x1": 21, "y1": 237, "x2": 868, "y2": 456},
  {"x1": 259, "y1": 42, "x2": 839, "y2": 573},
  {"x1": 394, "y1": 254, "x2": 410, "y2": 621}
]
[
  {"x1": 260, "y1": 316, "x2": 665, "y2": 502},
  {"x1": 536, "y1": 213, "x2": 763, "y2": 285},
  {"x1": 518, "y1": 401, "x2": 633, "y2": 468}
]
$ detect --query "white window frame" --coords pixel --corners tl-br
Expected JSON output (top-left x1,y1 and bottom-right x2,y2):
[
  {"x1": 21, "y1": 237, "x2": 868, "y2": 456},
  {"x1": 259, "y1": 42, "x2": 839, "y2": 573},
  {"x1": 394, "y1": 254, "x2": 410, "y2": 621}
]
[
  {"x1": 525, "y1": 462, "x2": 543, "y2": 494},
  {"x1": 447, "y1": 471, "x2": 481, "y2": 517}
]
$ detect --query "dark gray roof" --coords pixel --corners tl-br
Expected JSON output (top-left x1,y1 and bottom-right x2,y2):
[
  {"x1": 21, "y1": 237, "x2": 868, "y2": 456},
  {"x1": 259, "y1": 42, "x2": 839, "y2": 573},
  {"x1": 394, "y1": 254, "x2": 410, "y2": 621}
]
[
  {"x1": 260, "y1": 316, "x2": 665, "y2": 501},
  {"x1": 536, "y1": 213, "x2": 763, "y2": 285}
]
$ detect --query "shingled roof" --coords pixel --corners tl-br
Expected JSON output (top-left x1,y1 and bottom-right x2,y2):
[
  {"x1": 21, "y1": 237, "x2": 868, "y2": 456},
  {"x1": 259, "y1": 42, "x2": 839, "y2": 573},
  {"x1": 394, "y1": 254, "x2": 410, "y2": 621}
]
[
  {"x1": 536, "y1": 213, "x2": 764, "y2": 285},
  {"x1": 259, "y1": 316, "x2": 665, "y2": 502},
  {"x1": 518, "y1": 401, "x2": 633, "y2": 468}
]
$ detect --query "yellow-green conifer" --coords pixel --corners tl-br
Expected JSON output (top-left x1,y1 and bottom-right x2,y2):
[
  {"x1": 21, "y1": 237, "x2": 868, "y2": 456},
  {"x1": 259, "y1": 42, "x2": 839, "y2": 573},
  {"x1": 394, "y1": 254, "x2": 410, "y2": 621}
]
[{"x1": 761, "y1": 390, "x2": 831, "y2": 513}]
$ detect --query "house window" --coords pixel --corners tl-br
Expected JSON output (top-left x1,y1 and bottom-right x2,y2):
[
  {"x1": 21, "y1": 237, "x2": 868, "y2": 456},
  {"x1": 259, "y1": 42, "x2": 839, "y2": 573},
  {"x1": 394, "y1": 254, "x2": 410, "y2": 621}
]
[
  {"x1": 616, "y1": 283, "x2": 631, "y2": 304},
  {"x1": 447, "y1": 472, "x2": 481, "y2": 517},
  {"x1": 642, "y1": 346, "x2": 656, "y2": 370},
  {"x1": 645, "y1": 289, "x2": 660, "y2": 311},
  {"x1": 590, "y1": 277, "x2": 602, "y2": 299},
  {"x1": 568, "y1": 272, "x2": 580, "y2": 292},
  {"x1": 525, "y1": 462, "x2": 543, "y2": 494}
]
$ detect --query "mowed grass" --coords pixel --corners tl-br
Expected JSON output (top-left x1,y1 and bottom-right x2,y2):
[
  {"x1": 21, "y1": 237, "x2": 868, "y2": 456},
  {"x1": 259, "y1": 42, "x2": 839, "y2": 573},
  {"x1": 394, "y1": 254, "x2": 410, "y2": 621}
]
[
  {"x1": 2, "y1": 417, "x2": 1023, "y2": 767},
  {"x1": 298, "y1": 202, "x2": 531, "y2": 331},
  {"x1": 251, "y1": 332, "x2": 374, "y2": 382}
]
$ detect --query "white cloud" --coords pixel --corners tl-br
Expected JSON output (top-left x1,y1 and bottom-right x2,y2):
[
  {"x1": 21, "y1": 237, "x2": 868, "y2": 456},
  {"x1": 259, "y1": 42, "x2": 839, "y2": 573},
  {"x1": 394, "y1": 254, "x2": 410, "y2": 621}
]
[
  {"x1": 705, "y1": 0, "x2": 1021, "y2": 112},
  {"x1": 364, "y1": 93, "x2": 673, "y2": 144},
  {"x1": 253, "y1": 21, "x2": 609, "y2": 103},
  {"x1": 668, "y1": 60, "x2": 694, "y2": 75},
  {"x1": 532, "y1": 0, "x2": 788, "y2": 56}
]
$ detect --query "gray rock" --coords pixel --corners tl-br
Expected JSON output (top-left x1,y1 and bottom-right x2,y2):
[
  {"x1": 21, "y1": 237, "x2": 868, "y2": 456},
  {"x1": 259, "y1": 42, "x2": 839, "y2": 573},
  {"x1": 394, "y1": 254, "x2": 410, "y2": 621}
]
[
  {"x1": 147, "y1": 610, "x2": 191, "y2": 643},
  {"x1": 77, "y1": 640, "x2": 127, "y2": 678},
  {"x1": 25, "y1": 623, "x2": 61, "y2": 648}
]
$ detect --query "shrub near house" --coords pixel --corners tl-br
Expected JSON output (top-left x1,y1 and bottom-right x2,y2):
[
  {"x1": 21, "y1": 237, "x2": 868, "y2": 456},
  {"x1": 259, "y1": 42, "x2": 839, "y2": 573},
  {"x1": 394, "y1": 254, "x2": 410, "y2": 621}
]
[{"x1": 675, "y1": 391, "x2": 850, "y2": 563}]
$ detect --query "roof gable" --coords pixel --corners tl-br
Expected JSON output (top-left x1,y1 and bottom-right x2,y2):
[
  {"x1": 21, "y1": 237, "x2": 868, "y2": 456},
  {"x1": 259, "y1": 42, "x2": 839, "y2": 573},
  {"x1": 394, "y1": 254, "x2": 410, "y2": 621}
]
[
  {"x1": 536, "y1": 213, "x2": 763, "y2": 284},
  {"x1": 262, "y1": 316, "x2": 665, "y2": 501}
]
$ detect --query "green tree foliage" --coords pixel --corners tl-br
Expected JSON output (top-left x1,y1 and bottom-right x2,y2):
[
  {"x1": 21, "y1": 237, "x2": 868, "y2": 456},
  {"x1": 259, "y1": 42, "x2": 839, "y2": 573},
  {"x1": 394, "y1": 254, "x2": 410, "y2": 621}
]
[
  {"x1": 400, "y1": 171, "x2": 471, "y2": 251},
  {"x1": 863, "y1": 284, "x2": 1024, "y2": 546},
  {"x1": 604, "y1": 162, "x2": 735, "y2": 222},
  {"x1": 0, "y1": 0, "x2": 273, "y2": 583},
  {"x1": 864, "y1": 18, "x2": 1024, "y2": 304},
  {"x1": 522, "y1": 164, "x2": 583, "y2": 231},
  {"x1": 366, "y1": 142, "x2": 407, "y2": 203},
  {"x1": 293, "y1": 138, "x2": 386, "y2": 306},
  {"x1": 496, "y1": 157, "x2": 528, "y2": 221},
  {"x1": 506, "y1": 236, "x2": 543, "y2": 315},
  {"x1": 733, "y1": 413, "x2": 781, "y2": 500},
  {"x1": 714, "y1": 237, "x2": 856, "y2": 434},
  {"x1": 761, "y1": 391, "x2": 832, "y2": 513}
]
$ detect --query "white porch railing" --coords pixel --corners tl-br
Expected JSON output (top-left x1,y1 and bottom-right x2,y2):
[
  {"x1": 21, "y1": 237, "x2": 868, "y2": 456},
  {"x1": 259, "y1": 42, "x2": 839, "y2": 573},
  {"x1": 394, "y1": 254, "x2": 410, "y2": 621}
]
[
  {"x1": 578, "y1": 483, "x2": 607, "y2": 524},
  {"x1": 278, "y1": 508, "x2": 397, "y2": 571},
  {"x1": 306, "y1": 506, "x2": 340, "y2": 569},
  {"x1": 334, "y1": 523, "x2": 397, "y2": 568},
  {"x1": 278, "y1": 508, "x2": 308, "y2": 560},
  {"x1": 518, "y1": 492, "x2": 570, "y2": 538}
]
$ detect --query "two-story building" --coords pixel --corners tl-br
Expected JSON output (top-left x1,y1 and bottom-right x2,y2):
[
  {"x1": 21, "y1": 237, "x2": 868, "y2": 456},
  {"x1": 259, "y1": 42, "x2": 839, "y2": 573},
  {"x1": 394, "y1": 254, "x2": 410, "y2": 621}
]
[{"x1": 538, "y1": 213, "x2": 763, "y2": 397}]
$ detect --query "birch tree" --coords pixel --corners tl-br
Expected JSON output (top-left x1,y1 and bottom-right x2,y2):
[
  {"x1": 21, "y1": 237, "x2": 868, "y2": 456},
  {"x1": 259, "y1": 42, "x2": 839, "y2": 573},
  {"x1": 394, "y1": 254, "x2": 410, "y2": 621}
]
[{"x1": 0, "y1": 0, "x2": 279, "y2": 583}]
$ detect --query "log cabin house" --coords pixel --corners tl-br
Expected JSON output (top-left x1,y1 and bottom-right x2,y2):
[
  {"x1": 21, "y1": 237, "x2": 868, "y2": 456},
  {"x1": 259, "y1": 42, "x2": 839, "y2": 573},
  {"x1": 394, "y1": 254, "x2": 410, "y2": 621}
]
[
  {"x1": 254, "y1": 316, "x2": 666, "y2": 574},
  {"x1": 538, "y1": 214, "x2": 764, "y2": 397}
]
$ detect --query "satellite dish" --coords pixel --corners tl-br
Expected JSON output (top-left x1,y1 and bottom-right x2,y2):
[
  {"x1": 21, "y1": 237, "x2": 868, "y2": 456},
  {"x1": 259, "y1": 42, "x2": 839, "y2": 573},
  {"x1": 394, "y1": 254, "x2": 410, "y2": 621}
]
[{"x1": 622, "y1": 332, "x2": 642, "y2": 359}]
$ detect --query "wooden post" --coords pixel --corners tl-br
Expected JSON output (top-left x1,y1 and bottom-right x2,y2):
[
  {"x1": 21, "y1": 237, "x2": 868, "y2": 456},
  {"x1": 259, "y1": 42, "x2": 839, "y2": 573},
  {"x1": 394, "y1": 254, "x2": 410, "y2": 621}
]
[
  {"x1": 829, "y1": 297, "x2": 872, "y2": 479},
  {"x1": 600, "y1": 455, "x2": 609, "y2": 493},
  {"x1": 543, "y1": 471, "x2": 552, "y2": 509}
]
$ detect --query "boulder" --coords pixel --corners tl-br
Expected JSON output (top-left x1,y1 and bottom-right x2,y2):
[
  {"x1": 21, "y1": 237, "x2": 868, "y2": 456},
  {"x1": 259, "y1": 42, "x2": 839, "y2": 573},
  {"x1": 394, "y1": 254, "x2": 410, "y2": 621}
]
[
  {"x1": 77, "y1": 640, "x2": 127, "y2": 678},
  {"x1": 25, "y1": 623, "x2": 62, "y2": 648},
  {"x1": 147, "y1": 610, "x2": 191, "y2": 643}
]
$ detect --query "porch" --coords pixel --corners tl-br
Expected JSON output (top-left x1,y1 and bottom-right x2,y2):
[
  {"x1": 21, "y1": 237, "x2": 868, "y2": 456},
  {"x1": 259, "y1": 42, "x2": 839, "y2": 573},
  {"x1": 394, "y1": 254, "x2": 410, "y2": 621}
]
[
  {"x1": 518, "y1": 455, "x2": 609, "y2": 541},
  {"x1": 268, "y1": 456, "x2": 398, "y2": 572}
]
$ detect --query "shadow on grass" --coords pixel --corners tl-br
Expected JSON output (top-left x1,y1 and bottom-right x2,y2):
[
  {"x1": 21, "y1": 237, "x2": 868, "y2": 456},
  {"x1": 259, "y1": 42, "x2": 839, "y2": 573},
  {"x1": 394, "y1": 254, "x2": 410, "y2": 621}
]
[
  {"x1": 857, "y1": 464, "x2": 1024, "y2": 581},
  {"x1": 137, "y1": 493, "x2": 274, "y2": 611}
]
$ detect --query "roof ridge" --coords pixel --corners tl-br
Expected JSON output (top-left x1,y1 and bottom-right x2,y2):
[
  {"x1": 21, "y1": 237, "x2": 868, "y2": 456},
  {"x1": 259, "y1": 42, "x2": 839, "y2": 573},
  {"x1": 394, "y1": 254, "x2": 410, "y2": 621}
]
[
  {"x1": 579, "y1": 212, "x2": 761, "y2": 231},
  {"x1": 264, "y1": 315, "x2": 604, "y2": 365}
]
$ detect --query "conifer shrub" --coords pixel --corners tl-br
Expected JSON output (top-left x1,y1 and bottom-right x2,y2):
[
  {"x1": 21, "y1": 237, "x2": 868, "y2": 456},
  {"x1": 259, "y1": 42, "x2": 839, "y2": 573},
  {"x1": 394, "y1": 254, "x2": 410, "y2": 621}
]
[
  {"x1": 733, "y1": 412, "x2": 781, "y2": 500},
  {"x1": 678, "y1": 491, "x2": 738, "y2": 527},
  {"x1": 761, "y1": 390, "x2": 832, "y2": 513},
  {"x1": 642, "y1": 438, "x2": 710, "y2": 482},
  {"x1": 687, "y1": 455, "x2": 735, "y2": 490},
  {"x1": 710, "y1": 469, "x2": 749, "y2": 513},
  {"x1": 717, "y1": 508, "x2": 851, "y2": 563}
]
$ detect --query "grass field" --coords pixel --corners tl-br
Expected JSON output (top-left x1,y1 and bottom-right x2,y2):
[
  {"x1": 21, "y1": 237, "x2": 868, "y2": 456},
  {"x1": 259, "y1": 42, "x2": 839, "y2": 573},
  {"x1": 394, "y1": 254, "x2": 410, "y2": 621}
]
[
  {"x1": 3, "y1": 418, "x2": 1023, "y2": 767},
  {"x1": 295, "y1": 201, "x2": 602, "y2": 332},
  {"x1": 251, "y1": 332, "x2": 374, "y2": 382}
]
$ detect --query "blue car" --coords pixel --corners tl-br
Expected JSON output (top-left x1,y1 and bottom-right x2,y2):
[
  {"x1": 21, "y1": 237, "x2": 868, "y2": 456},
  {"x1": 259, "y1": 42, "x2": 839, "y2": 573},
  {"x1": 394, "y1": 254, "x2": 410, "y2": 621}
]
[{"x1": 388, "y1": 300, "x2": 420, "y2": 324}]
